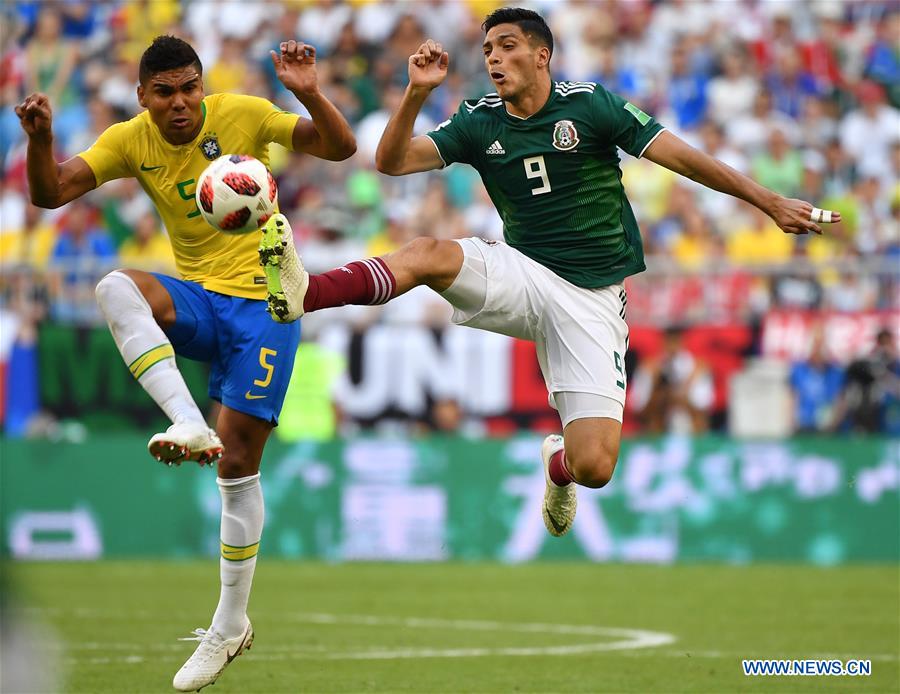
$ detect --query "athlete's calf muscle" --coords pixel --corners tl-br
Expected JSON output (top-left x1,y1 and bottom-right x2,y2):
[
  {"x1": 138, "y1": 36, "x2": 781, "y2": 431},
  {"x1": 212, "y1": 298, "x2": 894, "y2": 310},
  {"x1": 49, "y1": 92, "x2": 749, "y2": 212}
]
[{"x1": 215, "y1": 406, "x2": 273, "y2": 479}]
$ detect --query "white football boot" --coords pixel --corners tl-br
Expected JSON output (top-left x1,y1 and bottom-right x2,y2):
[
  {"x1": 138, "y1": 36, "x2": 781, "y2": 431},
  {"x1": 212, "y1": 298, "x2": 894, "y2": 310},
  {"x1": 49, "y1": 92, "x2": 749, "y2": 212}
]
[
  {"x1": 148, "y1": 422, "x2": 224, "y2": 467},
  {"x1": 258, "y1": 213, "x2": 309, "y2": 323},
  {"x1": 541, "y1": 434, "x2": 577, "y2": 537},
  {"x1": 173, "y1": 621, "x2": 254, "y2": 692}
]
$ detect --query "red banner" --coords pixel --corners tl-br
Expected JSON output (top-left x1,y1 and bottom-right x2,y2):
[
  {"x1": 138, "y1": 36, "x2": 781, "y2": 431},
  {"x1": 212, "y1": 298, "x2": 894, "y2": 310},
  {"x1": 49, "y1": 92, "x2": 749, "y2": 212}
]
[{"x1": 762, "y1": 311, "x2": 900, "y2": 363}]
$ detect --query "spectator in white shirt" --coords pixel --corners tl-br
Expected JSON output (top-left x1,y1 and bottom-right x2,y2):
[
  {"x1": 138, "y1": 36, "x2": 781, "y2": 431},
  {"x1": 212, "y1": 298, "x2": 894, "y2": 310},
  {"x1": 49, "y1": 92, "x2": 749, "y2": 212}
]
[
  {"x1": 839, "y1": 81, "x2": 900, "y2": 184},
  {"x1": 708, "y1": 48, "x2": 759, "y2": 126}
]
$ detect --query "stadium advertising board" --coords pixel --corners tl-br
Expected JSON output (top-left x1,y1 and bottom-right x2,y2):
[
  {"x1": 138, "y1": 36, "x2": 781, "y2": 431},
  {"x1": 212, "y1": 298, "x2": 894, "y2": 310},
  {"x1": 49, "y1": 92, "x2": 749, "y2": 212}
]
[{"x1": 3, "y1": 436, "x2": 897, "y2": 564}]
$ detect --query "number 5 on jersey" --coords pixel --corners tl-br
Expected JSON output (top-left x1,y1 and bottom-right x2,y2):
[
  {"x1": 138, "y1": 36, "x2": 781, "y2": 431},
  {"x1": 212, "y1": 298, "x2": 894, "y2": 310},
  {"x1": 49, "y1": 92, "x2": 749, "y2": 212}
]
[
  {"x1": 524, "y1": 155, "x2": 551, "y2": 196},
  {"x1": 245, "y1": 347, "x2": 277, "y2": 400},
  {"x1": 254, "y1": 348, "x2": 277, "y2": 387},
  {"x1": 176, "y1": 178, "x2": 202, "y2": 219}
]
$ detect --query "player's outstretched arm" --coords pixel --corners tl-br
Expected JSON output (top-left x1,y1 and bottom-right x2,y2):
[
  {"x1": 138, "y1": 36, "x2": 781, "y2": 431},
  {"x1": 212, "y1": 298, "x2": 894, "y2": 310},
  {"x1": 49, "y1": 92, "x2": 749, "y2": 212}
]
[
  {"x1": 375, "y1": 39, "x2": 448, "y2": 176},
  {"x1": 643, "y1": 130, "x2": 841, "y2": 235},
  {"x1": 271, "y1": 41, "x2": 356, "y2": 161},
  {"x1": 15, "y1": 92, "x2": 97, "y2": 208}
]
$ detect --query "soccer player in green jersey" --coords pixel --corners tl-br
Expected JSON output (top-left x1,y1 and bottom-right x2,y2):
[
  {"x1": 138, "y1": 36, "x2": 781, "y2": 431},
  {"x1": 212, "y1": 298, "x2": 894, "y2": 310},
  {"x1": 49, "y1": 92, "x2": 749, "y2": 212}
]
[{"x1": 260, "y1": 7, "x2": 840, "y2": 538}]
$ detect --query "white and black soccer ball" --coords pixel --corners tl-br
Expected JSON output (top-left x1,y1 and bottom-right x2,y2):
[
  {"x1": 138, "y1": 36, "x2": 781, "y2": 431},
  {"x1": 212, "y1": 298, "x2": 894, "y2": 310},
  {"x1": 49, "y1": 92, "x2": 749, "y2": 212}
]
[{"x1": 196, "y1": 155, "x2": 277, "y2": 234}]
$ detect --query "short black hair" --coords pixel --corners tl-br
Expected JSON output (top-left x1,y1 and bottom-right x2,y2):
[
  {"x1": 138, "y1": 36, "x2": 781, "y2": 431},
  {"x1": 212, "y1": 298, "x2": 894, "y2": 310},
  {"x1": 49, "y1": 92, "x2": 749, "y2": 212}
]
[
  {"x1": 139, "y1": 35, "x2": 202, "y2": 84},
  {"x1": 482, "y1": 7, "x2": 553, "y2": 58}
]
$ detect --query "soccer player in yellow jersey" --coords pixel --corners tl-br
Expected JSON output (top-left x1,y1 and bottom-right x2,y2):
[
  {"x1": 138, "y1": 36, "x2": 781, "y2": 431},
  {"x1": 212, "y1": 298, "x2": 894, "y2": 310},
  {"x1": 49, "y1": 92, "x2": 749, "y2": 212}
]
[{"x1": 16, "y1": 35, "x2": 355, "y2": 691}]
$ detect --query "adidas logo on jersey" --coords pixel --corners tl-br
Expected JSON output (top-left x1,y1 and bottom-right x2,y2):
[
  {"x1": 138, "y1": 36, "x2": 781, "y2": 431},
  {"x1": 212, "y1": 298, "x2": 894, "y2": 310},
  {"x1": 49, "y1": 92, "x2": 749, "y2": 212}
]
[{"x1": 486, "y1": 140, "x2": 506, "y2": 155}]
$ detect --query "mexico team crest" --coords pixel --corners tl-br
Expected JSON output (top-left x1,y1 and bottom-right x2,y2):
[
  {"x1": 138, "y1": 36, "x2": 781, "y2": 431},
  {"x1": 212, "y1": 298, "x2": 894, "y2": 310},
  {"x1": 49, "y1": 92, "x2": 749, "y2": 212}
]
[
  {"x1": 552, "y1": 120, "x2": 579, "y2": 151},
  {"x1": 199, "y1": 134, "x2": 221, "y2": 160}
]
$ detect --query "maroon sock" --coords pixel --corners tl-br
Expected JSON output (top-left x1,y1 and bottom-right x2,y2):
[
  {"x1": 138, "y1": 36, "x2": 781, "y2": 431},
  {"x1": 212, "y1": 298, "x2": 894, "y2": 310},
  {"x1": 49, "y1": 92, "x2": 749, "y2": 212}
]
[
  {"x1": 303, "y1": 258, "x2": 397, "y2": 312},
  {"x1": 548, "y1": 449, "x2": 575, "y2": 486}
]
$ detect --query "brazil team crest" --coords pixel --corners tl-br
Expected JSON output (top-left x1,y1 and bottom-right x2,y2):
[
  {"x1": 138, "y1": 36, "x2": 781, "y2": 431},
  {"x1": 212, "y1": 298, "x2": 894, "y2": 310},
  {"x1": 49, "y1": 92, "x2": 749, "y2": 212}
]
[
  {"x1": 199, "y1": 134, "x2": 221, "y2": 160},
  {"x1": 552, "y1": 120, "x2": 579, "y2": 151}
]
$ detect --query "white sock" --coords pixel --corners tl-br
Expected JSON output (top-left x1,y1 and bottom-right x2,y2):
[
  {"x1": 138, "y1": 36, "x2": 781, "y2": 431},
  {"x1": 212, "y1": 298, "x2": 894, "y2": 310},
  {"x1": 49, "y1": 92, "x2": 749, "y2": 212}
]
[
  {"x1": 95, "y1": 271, "x2": 205, "y2": 426},
  {"x1": 211, "y1": 474, "x2": 264, "y2": 637}
]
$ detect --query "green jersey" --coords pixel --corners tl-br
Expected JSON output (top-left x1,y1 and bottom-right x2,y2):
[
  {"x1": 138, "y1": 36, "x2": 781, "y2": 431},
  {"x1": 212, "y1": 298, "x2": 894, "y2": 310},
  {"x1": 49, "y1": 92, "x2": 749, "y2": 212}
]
[{"x1": 427, "y1": 81, "x2": 664, "y2": 288}]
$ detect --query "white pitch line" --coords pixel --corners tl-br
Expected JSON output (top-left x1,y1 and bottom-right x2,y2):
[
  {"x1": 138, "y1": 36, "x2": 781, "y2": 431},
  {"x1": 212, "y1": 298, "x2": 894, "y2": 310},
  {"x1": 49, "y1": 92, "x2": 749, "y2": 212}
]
[
  {"x1": 277, "y1": 612, "x2": 676, "y2": 658},
  {"x1": 63, "y1": 649, "x2": 900, "y2": 668},
  {"x1": 28, "y1": 609, "x2": 900, "y2": 667},
  {"x1": 58, "y1": 644, "x2": 900, "y2": 664},
  {"x1": 56, "y1": 612, "x2": 675, "y2": 664},
  {"x1": 25, "y1": 608, "x2": 675, "y2": 645},
  {"x1": 283, "y1": 612, "x2": 673, "y2": 640}
]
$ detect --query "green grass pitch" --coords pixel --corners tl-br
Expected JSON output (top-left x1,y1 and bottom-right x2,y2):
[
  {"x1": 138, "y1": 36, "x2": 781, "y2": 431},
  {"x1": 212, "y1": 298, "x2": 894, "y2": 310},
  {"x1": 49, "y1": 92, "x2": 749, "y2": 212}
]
[{"x1": 6, "y1": 562, "x2": 899, "y2": 693}]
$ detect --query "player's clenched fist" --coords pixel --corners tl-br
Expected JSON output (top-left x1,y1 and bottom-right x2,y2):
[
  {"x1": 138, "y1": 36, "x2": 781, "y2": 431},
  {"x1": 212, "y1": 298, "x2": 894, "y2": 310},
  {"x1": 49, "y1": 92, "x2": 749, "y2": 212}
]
[
  {"x1": 408, "y1": 40, "x2": 449, "y2": 91},
  {"x1": 15, "y1": 93, "x2": 53, "y2": 139}
]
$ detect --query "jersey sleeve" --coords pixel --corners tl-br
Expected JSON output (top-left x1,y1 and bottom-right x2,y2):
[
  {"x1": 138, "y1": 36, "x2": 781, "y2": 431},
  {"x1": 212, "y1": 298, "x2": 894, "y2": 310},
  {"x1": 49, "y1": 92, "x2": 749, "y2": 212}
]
[
  {"x1": 241, "y1": 95, "x2": 300, "y2": 150},
  {"x1": 77, "y1": 121, "x2": 134, "y2": 186},
  {"x1": 592, "y1": 86, "x2": 664, "y2": 159},
  {"x1": 425, "y1": 101, "x2": 475, "y2": 166}
]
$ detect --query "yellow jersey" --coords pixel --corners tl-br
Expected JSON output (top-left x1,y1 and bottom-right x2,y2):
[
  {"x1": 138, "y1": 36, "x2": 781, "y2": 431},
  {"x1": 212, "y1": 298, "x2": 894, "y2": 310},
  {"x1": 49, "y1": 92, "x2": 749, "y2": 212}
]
[{"x1": 78, "y1": 93, "x2": 299, "y2": 298}]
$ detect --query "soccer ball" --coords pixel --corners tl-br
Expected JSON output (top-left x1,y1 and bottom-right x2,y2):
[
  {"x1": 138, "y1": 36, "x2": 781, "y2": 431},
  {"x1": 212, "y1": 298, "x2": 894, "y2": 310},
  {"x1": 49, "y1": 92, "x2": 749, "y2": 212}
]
[{"x1": 196, "y1": 155, "x2": 277, "y2": 234}]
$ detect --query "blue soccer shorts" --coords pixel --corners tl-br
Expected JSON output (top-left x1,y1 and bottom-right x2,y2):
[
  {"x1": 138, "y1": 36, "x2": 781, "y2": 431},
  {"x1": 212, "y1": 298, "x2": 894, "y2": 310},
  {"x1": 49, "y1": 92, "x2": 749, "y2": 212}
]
[{"x1": 152, "y1": 274, "x2": 301, "y2": 424}]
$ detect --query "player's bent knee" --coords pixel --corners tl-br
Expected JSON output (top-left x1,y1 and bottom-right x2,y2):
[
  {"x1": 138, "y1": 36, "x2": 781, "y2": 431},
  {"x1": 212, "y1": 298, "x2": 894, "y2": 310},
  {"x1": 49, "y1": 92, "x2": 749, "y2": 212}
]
[
  {"x1": 577, "y1": 456, "x2": 617, "y2": 488},
  {"x1": 399, "y1": 237, "x2": 461, "y2": 287},
  {"x1": 217, "y1": 451, "x2": 256, "y2": 479},
  {"x1": 95, "y1": 270, "x2": 136, "y2": 316},
  {"x1": 567, "y1": 441, "x2": 619, "y2": 488},
  {"x1": 404, "y1": 237, "x2": 442, "y2": 272},
  {"x1": 406, "y1": 237, "x2": 460, "y2": 266},
  {"x1": 216, "y1": 436, "x2": 262, "y2": 479},
  {"x1": 95, "y1": 270, "x2": 121, "y2": 303},
  {"x1": 405, "y1": 236, "x2": 442, "y2": 256}
]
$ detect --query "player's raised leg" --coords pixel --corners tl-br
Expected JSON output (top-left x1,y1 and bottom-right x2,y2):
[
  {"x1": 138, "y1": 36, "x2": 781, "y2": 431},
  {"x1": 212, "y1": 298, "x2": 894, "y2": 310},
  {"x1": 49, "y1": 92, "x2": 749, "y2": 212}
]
[
  {"x1": 95, "y1": 270, "x2": 222, "y2": 466},
  {"x1": 541, "y1": 397, "x2": 622, "y2": 536},
  {"x1": 173, "y1": 407, "x2": 270, "y2": 692},
  {"x1": 259, "y1": 213, "x2": 463, "y2": 322}
]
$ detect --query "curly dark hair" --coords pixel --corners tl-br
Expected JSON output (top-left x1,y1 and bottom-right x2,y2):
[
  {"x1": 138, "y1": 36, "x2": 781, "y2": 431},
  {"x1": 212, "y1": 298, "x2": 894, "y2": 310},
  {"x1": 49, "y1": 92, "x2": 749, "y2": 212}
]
[
  {"x1": 139, "y1": 35, "x2": 202, "y2": 84},
  {"x1": 482, "y1": 7, "x2": 553, "y2": 59}
]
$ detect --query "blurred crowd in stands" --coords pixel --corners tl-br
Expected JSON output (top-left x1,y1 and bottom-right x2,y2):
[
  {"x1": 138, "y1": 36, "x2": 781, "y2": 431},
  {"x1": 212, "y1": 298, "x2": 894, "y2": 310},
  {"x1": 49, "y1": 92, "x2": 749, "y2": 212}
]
[
  {"x1": 0, "y1": 0, "x2": 898, "y2": 437},
  {"x1": 788, "y1": 327, "x2": 898, "y2": 434}
]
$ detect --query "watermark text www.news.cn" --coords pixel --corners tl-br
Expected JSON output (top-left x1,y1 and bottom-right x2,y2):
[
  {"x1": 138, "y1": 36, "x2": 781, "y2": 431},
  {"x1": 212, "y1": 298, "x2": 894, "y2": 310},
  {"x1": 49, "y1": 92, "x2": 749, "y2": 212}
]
[{"x1": 742, "y1": 659, "x2": 872, "y2": 676}]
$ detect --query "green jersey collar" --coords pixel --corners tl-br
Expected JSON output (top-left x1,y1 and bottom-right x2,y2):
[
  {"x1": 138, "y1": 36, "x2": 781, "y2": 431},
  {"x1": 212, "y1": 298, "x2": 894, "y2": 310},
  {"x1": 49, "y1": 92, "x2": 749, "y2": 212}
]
[{"x1": 502, "y1": 85, "x2": 557, "y2": 123}]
